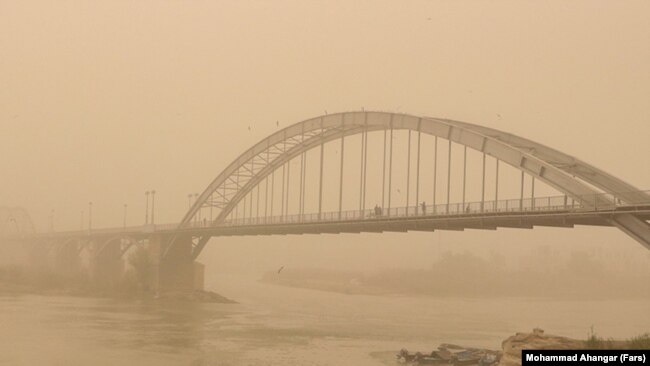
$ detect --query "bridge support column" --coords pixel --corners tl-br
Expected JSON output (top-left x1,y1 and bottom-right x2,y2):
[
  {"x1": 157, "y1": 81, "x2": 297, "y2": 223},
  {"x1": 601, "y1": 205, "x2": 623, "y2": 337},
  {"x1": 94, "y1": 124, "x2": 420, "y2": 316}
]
[
  {"x1": 147, "y1": 235, "x2": 204, "y2": 293},
  {"x1": 89, "y1": 241, "x2": 124, "y2": 287}
]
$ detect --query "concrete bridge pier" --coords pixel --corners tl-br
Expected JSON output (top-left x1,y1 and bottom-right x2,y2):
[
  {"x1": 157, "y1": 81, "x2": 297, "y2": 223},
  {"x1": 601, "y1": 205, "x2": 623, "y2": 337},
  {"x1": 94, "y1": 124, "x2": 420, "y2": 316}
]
[
  {"x1": 89, "y1": 241, "x2": 124, "y2": 288},
  {"x1": 147, "y1": 234, "x2": 204, "y2": 293}
]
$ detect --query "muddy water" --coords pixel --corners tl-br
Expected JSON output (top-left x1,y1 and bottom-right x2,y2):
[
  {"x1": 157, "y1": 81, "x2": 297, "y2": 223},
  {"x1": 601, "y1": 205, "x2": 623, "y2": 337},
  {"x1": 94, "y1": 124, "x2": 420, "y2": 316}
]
[{"x1": 0, "y1": 274, "x2": 648, "y2": 366}]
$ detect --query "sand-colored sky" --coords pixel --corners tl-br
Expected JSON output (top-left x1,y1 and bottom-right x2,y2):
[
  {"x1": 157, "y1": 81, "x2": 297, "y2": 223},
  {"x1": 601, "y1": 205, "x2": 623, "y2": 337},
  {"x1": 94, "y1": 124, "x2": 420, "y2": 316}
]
[{"x1": 1, "y1": 1, "x2": 649, "y2": 272}]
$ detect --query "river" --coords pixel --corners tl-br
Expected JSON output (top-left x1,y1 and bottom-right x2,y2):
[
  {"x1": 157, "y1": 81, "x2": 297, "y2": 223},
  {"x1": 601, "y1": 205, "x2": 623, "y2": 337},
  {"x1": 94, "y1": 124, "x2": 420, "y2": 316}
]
[{"x1": 0, "y1": 274, "x2": 648, "y2": 365}]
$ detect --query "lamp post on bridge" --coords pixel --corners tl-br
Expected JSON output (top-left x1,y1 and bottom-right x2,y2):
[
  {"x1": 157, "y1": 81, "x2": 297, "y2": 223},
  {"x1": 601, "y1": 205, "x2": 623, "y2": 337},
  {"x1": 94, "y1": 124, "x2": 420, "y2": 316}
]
[
  {"x1": 187, "y1": 194, "x2": 192, "y2": 209},
  {"x1": 88, "y1": 202, "x2": 92, "y2": 231},
  {"x1": 123, "y1": 204, "x2": 127, "y2": 228},
  {"x1": 49, "y1": 209, "x2": 54, "y2": 232},
  {"x1": 151, "y1": 190, "x2": 156, "y2": 224},
  {"x1": 145, "y1": 191, "x2": 150, "y2": 225}
]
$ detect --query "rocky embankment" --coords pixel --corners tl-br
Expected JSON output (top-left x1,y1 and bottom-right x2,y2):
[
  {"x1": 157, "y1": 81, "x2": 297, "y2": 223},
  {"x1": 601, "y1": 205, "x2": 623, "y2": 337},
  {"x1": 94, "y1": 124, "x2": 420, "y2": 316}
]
[
  {"x1": 499, "y1": 327, "x2": 649, "y2": 366},
  {"x1": 498, "y1": 329, "x2": 583, "y2": 366},
  {"x1": 394, "y1": 329, "x2": 648, "y2": 366}
]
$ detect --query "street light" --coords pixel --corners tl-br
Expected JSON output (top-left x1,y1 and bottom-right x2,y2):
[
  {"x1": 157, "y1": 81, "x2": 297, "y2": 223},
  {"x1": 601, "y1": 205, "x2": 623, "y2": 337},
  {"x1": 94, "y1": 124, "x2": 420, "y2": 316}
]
[
  {"x1": 49, "y1": 209, "x2": 54, "y2": 232},
  {"x1": 188, "y1": 193, "x2": 192, "y2": 209},
  {"x1": 151, "y1": 190, "x2": 156, "y2": 224},
  {"x1": 88, "y1": 202, "x2": 92, "y2": 231},
  {"x1": 145, "y1": 191, "x2": 150, "y2": 225},
  {"x1": 123, "y1": 204, "x2": 127, "y2": 228}
]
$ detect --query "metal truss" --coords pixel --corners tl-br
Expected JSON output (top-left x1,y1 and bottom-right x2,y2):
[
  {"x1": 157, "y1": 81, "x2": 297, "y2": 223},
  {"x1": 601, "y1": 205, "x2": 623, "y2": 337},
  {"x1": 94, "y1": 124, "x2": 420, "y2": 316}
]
[{"x1": 164, "y1": 111, "x2": 650, "y2": 258}]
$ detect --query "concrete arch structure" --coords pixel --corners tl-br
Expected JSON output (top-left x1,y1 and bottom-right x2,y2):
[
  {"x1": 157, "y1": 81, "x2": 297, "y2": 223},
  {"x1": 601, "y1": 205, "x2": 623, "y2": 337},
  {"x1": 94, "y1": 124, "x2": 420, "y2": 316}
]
[
  {"x1": 95, "y1": 235, "x2": 141, "y2": 260},
  {"x1": 171, "y1": 111, "x2": 649, "y2": 257}
]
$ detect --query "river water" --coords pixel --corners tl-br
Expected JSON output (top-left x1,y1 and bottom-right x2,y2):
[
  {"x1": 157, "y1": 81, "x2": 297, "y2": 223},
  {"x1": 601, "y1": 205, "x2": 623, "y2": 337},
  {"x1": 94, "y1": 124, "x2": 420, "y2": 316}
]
[{"x1": 0, "y1": 274, "x2": 648, "y2": 366}]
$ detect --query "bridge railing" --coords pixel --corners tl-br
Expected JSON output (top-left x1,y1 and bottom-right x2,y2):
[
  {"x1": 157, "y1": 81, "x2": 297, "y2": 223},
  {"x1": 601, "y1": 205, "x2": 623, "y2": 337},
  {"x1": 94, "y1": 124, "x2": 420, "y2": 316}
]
[
  {"x1": 218, "y1": 190, "x2": 650, "y2": 227},
  {"x1": 20, "y1": 190, "x2": 649, "y2": 236},
  {"x1": 27, "y1": 225, "x2": 155, "y2": 238}
]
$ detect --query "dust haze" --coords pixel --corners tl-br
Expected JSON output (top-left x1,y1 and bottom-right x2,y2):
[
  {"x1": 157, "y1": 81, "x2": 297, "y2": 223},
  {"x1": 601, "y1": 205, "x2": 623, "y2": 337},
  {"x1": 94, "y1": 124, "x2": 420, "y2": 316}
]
[{"x1": 0, "y1": 1, "x2": 649, "y2": 365}]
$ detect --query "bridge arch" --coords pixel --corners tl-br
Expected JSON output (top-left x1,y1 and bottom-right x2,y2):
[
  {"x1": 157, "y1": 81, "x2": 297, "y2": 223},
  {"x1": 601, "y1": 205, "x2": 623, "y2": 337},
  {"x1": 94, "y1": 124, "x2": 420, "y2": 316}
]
[
  {"x1": 170, "y1": 111, "x2": 649, "y2": 256},
  {"x1": 0, "y1": 207, "x2": 35, "y2": 235},
  {"x1": 95, "y1": 235, "x2": 142, "y2": 260}
]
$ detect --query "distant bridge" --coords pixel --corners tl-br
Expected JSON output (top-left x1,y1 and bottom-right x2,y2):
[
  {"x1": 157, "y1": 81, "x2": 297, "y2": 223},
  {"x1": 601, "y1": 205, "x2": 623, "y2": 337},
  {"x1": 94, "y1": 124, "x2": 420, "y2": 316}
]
[{"x1": 4, "y1": 112, "x2": 650, "y2": 291}]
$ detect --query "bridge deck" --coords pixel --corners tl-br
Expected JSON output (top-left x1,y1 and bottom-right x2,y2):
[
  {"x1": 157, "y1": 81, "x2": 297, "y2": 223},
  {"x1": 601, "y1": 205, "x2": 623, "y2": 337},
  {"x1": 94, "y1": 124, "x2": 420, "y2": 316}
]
[
  {"x1": 163, "y1": 207, "x2": 650, "y2": 237},
  {"x1": 20, "y1": 192, "x2": 650, "y2": 241}
]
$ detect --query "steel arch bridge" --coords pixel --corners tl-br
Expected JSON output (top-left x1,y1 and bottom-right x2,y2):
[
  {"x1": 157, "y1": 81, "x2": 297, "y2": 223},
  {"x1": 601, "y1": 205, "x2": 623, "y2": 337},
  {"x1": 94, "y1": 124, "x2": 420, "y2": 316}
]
[{"x1": 166, "y1": 111, "x2": 650, "y2": 259}]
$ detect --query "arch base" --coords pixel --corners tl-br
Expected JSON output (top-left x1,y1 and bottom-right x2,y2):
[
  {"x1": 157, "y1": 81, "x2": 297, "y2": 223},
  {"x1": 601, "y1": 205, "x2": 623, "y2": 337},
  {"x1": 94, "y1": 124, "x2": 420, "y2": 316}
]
[
  {"x1": 89, "y1": 242, "x2": 124, "y2": 287},
  {"x1": 148, "y1": 235, "x2": 204, "y2": 293}
]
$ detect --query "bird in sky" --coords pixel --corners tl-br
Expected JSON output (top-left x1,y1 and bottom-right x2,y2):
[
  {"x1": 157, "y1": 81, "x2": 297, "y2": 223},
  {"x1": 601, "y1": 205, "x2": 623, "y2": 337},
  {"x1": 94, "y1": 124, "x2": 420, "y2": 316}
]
[{"x1": 277, "y1": 266, "x2": 284, "y2": 274}]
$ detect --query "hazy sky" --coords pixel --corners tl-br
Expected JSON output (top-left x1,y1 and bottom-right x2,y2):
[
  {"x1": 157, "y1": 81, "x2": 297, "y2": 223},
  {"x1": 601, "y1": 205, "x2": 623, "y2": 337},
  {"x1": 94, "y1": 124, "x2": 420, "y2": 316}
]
[{"x1": 1, "y1": 1, "x2": 649, "y2": 272}]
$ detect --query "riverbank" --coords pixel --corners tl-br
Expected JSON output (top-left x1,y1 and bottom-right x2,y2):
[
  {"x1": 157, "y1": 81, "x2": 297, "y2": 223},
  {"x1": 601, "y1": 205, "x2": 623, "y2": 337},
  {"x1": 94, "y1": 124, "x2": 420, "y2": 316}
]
[
  {"x1": 382, "y1": 329, "x2": 650, "y2": 366},
  {"x1": 260, "y1": 260, "x2": 650, "y2": 299},
  {"x1": 498, "y1": 329, "x2": 650, "y2": 366}
]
